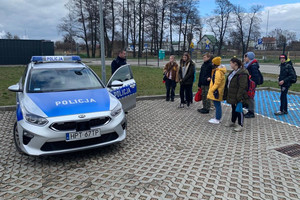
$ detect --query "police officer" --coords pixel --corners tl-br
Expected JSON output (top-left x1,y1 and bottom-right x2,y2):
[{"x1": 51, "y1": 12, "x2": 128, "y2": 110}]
[{"x1": 111, "y1": 50, "x2": 127, "y2": 75}]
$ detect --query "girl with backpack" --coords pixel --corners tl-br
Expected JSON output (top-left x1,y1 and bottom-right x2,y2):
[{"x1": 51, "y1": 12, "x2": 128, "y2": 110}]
[{"x1": 224, "y1": 58, "x2": 249, "y2": 132}]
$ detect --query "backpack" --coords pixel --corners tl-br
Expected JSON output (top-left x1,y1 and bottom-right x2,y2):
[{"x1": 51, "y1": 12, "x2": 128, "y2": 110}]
[
  {"x1": 288, "y1": 61, "x2": 297, "y2": 84},
  {"x1": 256, "y1": 69, "x2": 264, "y2": 85},
  {"x1": 238, "y1": 74, "x2": 256, "y2": 99},
  {"x1": 247, "y1": 76, "x2": 256, "y2": 99}
]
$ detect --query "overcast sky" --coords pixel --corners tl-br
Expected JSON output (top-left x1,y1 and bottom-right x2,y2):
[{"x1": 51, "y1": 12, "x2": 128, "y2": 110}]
[{"x1": 0, "y1": 0, "x2": 299, "y2": 42}]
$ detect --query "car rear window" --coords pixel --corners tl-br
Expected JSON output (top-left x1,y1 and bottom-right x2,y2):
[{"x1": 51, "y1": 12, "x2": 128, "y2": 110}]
[{"x1": 27, "y1": 67, "x2": 103, "y2": 93}]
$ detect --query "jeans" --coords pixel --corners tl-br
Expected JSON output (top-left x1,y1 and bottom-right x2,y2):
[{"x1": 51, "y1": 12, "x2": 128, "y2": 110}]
[
  {"x1": 280, "y1": 86, "x2": 289, "y2": 112},
  {"x1": 180, "y1": 84, "x2": 193, "y2": 104},
  {"x1": 165, "y1": 79, "x2": 177, "y2": 100},
  {"x1": 213, "y1": 101, "x2": 222, "y2": 120},
  {"x1": 201, "y1": 85, "x2": 211, "y2": 110},
  {"x1": 231, "y1": 104, "x2": 244, "y2": 126}
]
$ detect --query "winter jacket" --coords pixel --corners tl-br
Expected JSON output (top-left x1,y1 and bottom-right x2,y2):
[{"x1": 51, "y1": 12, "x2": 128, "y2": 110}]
[
  {"x1": 245, "y1": 59, "x2": 261, "y2": 85},
  {"x1": 198, "y1": 60, "x2": 213, "y2": 87},
  {"x1": 207, "y1": 66, "x2": 227, "y2": 101},
  {"x1": 279, "y1": 60, "x2": 294, "y2": 87},
  {"x1": 111, "y1": 56, "x2": 127, "y2": 75},
  {"x1": 225, "y1": 67, "x2": 249, "y2": 105},
  {"x1": 178, "y1": 59, "x2": 195, "y2": 85},
  {"x1": 163, "y1": 61, "x2": 179, "y2": 82}
]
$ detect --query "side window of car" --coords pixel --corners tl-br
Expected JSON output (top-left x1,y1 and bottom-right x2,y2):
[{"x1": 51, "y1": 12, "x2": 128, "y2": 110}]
[{"x1": 108, "y1": 65, "x2": 133, "y2": 85}]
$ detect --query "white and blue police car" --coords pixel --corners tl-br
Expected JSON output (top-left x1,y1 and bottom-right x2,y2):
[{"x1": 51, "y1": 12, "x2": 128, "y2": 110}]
[{"x1": 8, "y1": 56, "x2": 136, "y2": 156}]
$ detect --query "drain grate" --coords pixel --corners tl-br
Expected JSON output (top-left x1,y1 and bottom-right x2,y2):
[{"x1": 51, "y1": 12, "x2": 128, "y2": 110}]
[{"x1": 275, "y1": 144, "x2": 300, "y2": 158}]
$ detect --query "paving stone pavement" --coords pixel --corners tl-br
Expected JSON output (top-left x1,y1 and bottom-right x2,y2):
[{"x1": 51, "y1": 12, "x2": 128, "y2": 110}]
[{"x1": 0, "y1": 99, "x2": 300, "y2": 200}]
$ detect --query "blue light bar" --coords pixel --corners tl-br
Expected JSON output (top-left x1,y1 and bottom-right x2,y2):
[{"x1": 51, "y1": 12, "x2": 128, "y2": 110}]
[{"x1": 31, "y1": 56, "x2": 81, "y2": 63}]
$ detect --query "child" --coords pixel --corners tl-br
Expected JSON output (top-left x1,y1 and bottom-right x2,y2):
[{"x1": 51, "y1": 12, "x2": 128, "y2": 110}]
[{"x1": 207, "y1": 57, "x2": 226, "y2": 124}]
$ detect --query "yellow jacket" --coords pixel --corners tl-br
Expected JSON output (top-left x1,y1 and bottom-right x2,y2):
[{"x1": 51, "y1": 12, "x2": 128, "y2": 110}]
[{"x1": 207, "y1": 65, "x2": 227, "y2": 101}]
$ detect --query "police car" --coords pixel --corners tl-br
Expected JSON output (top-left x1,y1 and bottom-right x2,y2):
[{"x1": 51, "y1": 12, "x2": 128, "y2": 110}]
[{"x1": 8, "y1": 56, "x2": 136, "y2": 156}]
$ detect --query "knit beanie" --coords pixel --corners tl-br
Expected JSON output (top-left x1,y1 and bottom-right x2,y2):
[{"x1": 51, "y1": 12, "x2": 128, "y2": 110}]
[
  {"x1": 246, "y1": 52, "x2": 255, "y2": 60},
  {"x1": 212, "y1": 57, "x2": 221, "y2": 66}
]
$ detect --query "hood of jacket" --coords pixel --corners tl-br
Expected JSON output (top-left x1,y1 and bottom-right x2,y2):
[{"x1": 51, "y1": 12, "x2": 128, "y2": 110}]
[{"x1": 212, "y1": 65, "x2": 227, "y2": 75}]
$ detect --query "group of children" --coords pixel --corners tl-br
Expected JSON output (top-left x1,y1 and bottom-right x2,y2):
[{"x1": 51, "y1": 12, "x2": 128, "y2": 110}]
[{"x1": 163, "y1": 52, "x2": 296, "y2": 132}]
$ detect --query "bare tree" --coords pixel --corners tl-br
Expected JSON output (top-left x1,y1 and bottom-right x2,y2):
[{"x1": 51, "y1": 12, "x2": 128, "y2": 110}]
[
  {"x1": 270, "y1": 28, "x2": 297, "y2": 47},
  {"x1": 58, "y1": 0, "x2": 202, "y2": 58},
  {"x1": 232, "y1": 4, "x2": 262, "y2": 57},
  {"x1": 207, "y1": 0, "x2": 233, "y2": 56}
]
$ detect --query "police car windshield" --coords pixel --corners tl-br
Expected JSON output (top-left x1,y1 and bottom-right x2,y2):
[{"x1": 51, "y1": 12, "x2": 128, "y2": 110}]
[{"x1": 27, "y1": 68, "x2": 103, "y2": 93}]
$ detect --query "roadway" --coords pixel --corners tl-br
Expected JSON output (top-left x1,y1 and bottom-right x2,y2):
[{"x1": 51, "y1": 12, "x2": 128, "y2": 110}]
[{"x1": 83, "y1": 58, "x2": 300, "y2": 75}]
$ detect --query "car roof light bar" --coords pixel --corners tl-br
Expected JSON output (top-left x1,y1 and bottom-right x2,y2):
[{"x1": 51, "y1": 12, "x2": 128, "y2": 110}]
[{"x1": 31, "y1": 56, "x2": 81, "y2": 63}]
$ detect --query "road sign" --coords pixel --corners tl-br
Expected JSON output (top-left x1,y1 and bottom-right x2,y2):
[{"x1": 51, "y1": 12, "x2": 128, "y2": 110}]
[
  {"x1": 258, "y1": 38, "x2": 263, "y2": 45},
  {"x1": 144, "y1": 43, "x2": 148, "y2": 49},
  {"x1": 205, "y1": 44, "x2": 210, "y2": 50},
  {"x1": 206, "y1": 40, "x2": 210, "y2": 45}
]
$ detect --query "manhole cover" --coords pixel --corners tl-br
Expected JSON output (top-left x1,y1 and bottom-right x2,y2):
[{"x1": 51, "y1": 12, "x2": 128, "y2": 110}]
[{"x1": 275, "y1": 144, "x2": 300, "y2": 158}]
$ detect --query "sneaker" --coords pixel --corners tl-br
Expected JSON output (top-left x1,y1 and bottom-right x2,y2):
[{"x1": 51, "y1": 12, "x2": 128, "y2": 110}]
[
  {"x1": 171, "y1": 99, "x2": 174, "y2": 102},
  {"x1": 274, "y1": 111, "x2": 285, "y2": 115},
  {"x1": 200, "y1": 109, "x2": 209, "y2": 114},
  {"x1": 225, "y1": 122, "x2": 237, "y2": 127},
  {"x1": 197, "y1": 108, "x2": 204, "y2": 113},
  {"x1": 208, "y1": 118, "x2": 220, "y2": 124},
  {"x1": 234, "y1": 126, "x2": 244, "y2": 132},
  {"x1": 178, "y1": 103, "x2": 184, "y2": 108},
  {"x1": 245, "y1": 112, "x2": 255, "y2": 118}
]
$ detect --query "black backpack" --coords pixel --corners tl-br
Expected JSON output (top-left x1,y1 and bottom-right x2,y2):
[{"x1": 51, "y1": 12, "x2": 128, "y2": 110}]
[
  {"x1": 256, "y1": 69, "x2": 264, "y2": 85},
  {"x1": 288, "y1": 61, "x2": 297, "y2": 84}
]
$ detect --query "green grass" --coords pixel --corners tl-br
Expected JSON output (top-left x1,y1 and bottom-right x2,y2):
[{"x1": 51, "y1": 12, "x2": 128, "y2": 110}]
[
  {"x1": 1, "y1": 65, "x2": 299, "y2": 106},
  {"x1": 0, "y1": 66, "x2": 26, "y2": 106}
]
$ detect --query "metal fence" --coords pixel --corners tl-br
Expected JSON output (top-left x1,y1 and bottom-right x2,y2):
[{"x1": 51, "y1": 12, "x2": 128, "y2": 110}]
[{"x1": 0, "y1": 39, "x2": 54, "y2": 65}]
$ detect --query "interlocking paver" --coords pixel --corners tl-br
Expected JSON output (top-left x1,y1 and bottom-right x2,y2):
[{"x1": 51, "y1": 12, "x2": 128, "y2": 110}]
[{"x1": 0, "y1": 98, "x2": 300, "y2": 199}]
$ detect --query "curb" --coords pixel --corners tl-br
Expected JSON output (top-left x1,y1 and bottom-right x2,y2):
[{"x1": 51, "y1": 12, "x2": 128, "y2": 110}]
[
  {"x1": 0, "y1": 105, "x2": 16, "y2": 111},
  {"x1": 1, "y1": 87, "x2": 299, "y2": 111},
  {"x1": 256, "y1": 87, "x2": 300, "y2": 95}
]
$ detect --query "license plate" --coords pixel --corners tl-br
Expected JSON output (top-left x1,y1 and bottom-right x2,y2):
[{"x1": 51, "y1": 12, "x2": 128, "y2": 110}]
[{"x1": 66, "y1": 129, "x2": 101, "y2": 141}]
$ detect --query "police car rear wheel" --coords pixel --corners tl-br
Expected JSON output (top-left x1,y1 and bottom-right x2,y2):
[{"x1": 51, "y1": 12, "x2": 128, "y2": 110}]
[{"x1": 13, "y1": 122, "x2": 23, "y2": 154}]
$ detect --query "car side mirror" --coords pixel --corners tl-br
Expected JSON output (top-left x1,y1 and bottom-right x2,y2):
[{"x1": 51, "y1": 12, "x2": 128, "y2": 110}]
[
  {"x1": 108, "y1": 80, "x2": 123, "y2": 87},
  {"x1": 8, "y1": 84, "x2": 23, "y2": 92}
]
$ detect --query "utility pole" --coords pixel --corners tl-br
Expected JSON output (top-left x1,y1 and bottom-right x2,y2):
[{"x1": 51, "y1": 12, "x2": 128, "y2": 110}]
[{"x1": 99, "y1": 0, "x2": 106, "y2": 84}]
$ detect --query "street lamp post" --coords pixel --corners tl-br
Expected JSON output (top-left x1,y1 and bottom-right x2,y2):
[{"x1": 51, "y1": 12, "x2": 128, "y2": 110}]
[{"x1": 99, "y1": 0, "x2": 106, "y2": 84}]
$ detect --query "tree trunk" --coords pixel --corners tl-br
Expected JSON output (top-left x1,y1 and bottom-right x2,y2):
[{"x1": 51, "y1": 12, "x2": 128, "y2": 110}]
[
  {"x1": 79, "y1": 0, "x2": 90, "y2": 58},
  {"x1": 126, "y1": 0, "x2": 130, "y2": 48},
  {"x1": 169, "y1": 5, "x2": 173, "y2": 54},
  {"x1": 132, "y1": 0, "x2": 136, "y2": 58},
  {"x1": 122, "y1": 0, "x2": 125, "y2": 49},
  {"x1": 138, "y1": 0, "x2": 142, "y2": 58},
  {"x1": 159, "y1": 0, "x2": 166, "y2": 50},
  {"x1": 110, "y1": 0, "x2": 115, "y2": 58},
  {"x1": 141, "y1": 0, "x2": 145, "y2": 53},
  {"x1": 90, "y1": 17, "x2": 95, "y2": 57},
  {"x1": 178, "y1": 16, "x2": 182, "y2": 56}
]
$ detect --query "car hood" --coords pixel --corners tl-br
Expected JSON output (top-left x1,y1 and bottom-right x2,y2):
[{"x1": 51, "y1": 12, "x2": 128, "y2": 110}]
[{"x1": 27, "y1": 89, "x2": 111, "y2": 117}]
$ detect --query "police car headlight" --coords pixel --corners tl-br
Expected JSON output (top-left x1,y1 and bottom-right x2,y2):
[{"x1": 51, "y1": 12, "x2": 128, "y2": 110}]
[
  {"x1": 24, "y1": 112, "x2": 48, "y2": 126},
  {"x1": 111, "y1": 102, "x2": 122, "y2": 117}
]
